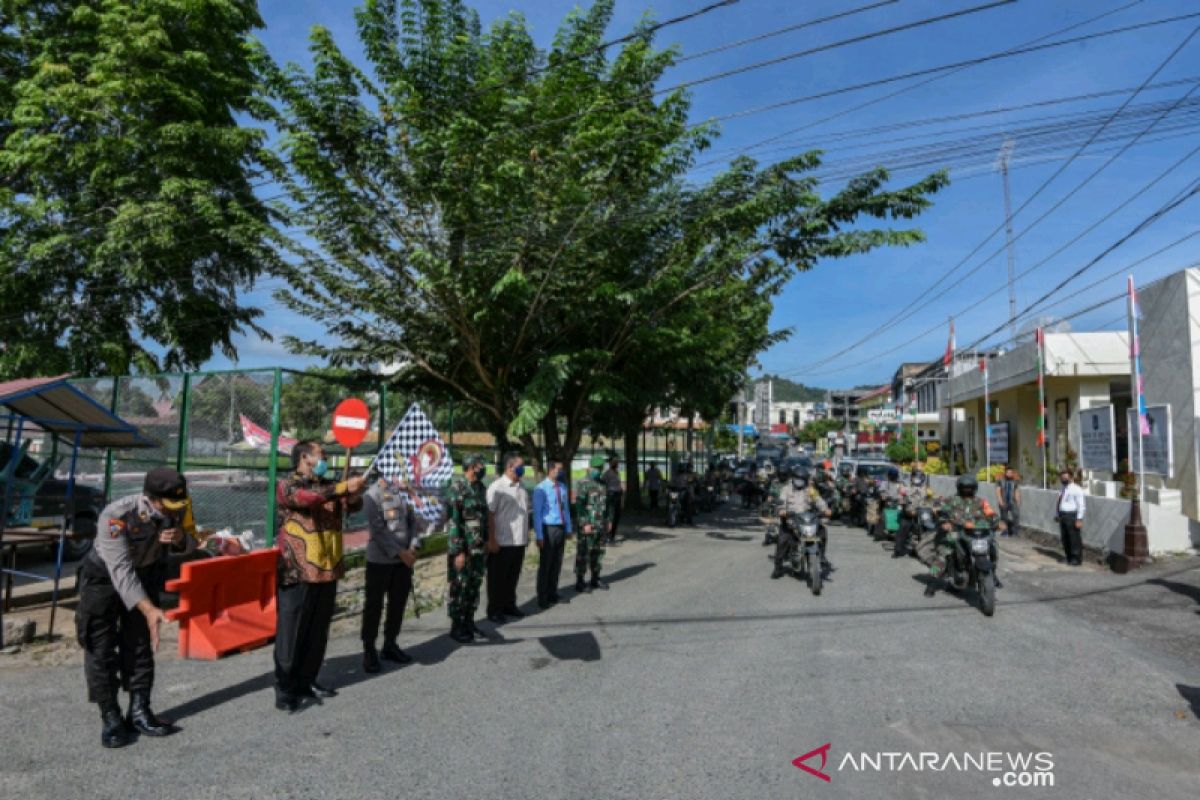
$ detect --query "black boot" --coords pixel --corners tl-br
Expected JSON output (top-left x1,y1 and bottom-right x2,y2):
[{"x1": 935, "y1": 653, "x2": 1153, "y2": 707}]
[
  {"x1": 590, "y1": 575, "x2": 608, "y2": 590},
  {"x1": 924, "y1": 581, "x2": 938, "y2": 598},
  {"x1": 469, "y1": 619, "x2": 490, "y2": 640},
  {"x1": 363, "y1": 643, "x2": 381, "y2": 674},
  {"x1": 575, "y1": 577, "x2": 588, "y2": 593},
  {"x1": 771, "y1": 565, "x2": 784, "y2": 579},
  {"x1": 100, "y1": 701, "x2": 134, "y2": 749},
  {"x1": 381, "y1": 641, "x2": 412, "y2": 664},
  {"x1": 127, "y1": 693, "x2": 175, "y2": 737},
  {"x1": 450, "y1": 621, "x2": 473, "y2": 644}
]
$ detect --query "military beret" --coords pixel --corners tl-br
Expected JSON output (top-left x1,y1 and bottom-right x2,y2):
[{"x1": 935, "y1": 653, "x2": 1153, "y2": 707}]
[
  {"x1": 463, "y1": 453, "x2": 486, "y2": 468},
  {"x1": 144, "y1": 467, "x2": 188, "y2": 510}
]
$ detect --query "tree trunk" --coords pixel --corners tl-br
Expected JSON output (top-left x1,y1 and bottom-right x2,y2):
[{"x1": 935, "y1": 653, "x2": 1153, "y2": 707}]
[
  {"x1": 624, "y1": 419, "x2": 642, "y2": 510},
  {"x1": 686, "y1": 412, "x2": 695, "y2": 455}
]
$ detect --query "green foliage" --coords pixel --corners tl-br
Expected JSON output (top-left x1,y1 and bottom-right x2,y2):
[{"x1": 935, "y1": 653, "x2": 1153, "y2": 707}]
[
  {"x1": 258, "y1": 0, "x2": 946, "y2": 465},
  {"x1": 975, "y1": 464, "x2": 1007, "y2": 482},
  {"x1": 756, "y1": 375, "x2": 827, "y2": 403},
  {"x1": 0, "y1": 0, "x2": 284, "y2": 378},
  {"x1": 924, "y1": 456, "x2": 949, "y2": 475},
  {"x1": 798, "y1": 418, "x2": 843, "y2": 445},
  {"x1": 885, "y1": 432, "x2": 926, "y2": 465}
]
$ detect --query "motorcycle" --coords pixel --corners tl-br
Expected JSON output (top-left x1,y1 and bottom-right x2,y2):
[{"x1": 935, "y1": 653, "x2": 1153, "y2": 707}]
[
  {"x1": 782, "y1": 511, "x2": 825, "y2": 596},
  {"x1": 698, "y1": 483, "x2": 716, "y2": 513},
  {"x1": 873, "y1": 494, "x2": 902, "y2": 542},
  {"x1": 862, "y1": 483, "x2": 882, "y2": 534},
  {"x1": 938, "y1": 521, "x2": 998, "y2": 617},
  {"x1": 909, "y1": 504, "x2": 937, "y2": 555},
  {"x1": 761, "y1": 494, "x2": 781, "y2": 546}
]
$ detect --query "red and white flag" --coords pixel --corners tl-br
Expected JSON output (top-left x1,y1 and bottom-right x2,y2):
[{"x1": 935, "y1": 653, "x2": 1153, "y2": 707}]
[
  {"x1": 943, "y1": 318, "x2": 955, "y2": 367},
  {"x1": 239, "y1": 414, "x2": 297, "y2": 454}
]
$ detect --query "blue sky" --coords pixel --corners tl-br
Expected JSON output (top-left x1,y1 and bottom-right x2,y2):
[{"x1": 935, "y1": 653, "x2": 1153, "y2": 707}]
[{"x1": 209, "y1": 0, "x2": 1200, "y2": 390}]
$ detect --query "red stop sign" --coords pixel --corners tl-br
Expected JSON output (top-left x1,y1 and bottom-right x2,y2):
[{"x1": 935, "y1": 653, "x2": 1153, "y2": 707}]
[{"x1": 331, "y1": 398, "x2": 371, "y2": 449}]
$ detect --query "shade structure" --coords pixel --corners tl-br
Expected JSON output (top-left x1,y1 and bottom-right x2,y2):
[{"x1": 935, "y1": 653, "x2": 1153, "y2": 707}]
[{"x1": 0, "y1": 375, "x2": 156, "y2": 449}]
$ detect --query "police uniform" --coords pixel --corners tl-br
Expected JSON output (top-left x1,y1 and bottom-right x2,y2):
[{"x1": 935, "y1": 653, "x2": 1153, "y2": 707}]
[
  {"x1": 77, "y1": 467, "x2": 195, "y2": 747},
  {"x1": 361, "y1": 479, "x2": 419, "y2": 671},
  {"x1": 444, "y1": 468, "x2": 488, "y2": 642},
  {"x1": 773, "y1": 481, "x2": 830, "y2": 576},
  {"x1": 574, "y1": 459, "x2": 610, "y2": 590}
]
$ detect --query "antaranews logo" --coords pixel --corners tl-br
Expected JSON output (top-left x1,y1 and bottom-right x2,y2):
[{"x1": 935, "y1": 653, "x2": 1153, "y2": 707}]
[{"x1": 793, "y1": 744, "x2": 1055, "y2": 788}]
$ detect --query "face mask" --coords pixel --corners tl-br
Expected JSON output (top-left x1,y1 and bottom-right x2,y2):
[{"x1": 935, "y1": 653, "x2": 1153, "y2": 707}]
[
  {"x1": 475, "y1": 467, "x2": 487, "y2": 480},
  {"x1": 312, "y1": 458, "x2": 329, "y2": 478},
  {"x1": 514, "y1": 465, "x2": 525, "y2": 478},
  {"x1": 1061, "y1": 478, "x2": 1070, "y2": 486}
]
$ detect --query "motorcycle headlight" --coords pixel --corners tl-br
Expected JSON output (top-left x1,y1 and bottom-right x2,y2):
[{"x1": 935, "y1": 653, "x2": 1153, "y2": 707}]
[
  {"x1": 970, "y1": 538, "x2": 990, "y2": 554},
  {"x1": 800, "y1": 524, "x2": 819, "y2": 537}
]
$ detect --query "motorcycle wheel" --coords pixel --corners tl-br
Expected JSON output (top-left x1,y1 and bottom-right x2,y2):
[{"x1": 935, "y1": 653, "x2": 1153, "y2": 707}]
[
  {"x1": 808, "y1": 552, "x2": 823, "y2": 596},
  {"x1": 978, "y1": 571, "x2": 996, "y2": 617}
]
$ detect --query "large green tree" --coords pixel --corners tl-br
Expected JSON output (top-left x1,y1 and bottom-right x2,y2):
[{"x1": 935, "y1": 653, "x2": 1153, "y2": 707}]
[
  {"x1": 260, "y1": 0, "x2": 946, "y2": 469},
  {"x1": 0, "y1": 0, "x2": 284, "y2": 378}
]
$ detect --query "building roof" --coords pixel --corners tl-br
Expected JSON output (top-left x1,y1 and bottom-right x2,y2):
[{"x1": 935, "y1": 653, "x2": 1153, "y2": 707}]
[{"x1": 0, "y1": 375, "x2": 156, "y2": 449}]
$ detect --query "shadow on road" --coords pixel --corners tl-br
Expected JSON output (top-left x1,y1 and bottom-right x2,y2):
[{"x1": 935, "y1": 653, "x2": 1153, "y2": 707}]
[
  {"x1": 705, "y1": 532, "x2": 754, "y2": 542},
  {"x1": 1177, "y1": 684, "x2": 1200, "y2": 719},
  {"x1": 1033, "y1": 546, "x2": 1067, "y2": 563},
  {"x1": 539, "y1": 631, "x2": 601, "y2": 662},
  {"x1": 1147, "y1": 578, "x2": 1200, "y2": 614}
]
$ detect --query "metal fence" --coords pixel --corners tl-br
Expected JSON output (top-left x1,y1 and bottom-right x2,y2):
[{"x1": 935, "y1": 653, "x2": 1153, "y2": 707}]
[{"x1": 68, "y1": 368, "x2": 436, "y2": 546}]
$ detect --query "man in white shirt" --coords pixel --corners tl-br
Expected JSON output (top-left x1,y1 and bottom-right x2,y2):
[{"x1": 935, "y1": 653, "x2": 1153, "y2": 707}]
[
  {"x1": 485, "y1": 454, "x2": 531, "y2": 622},
  {"x1": 1055, "y1": 469, "x2": 1086, "y2": 565}
]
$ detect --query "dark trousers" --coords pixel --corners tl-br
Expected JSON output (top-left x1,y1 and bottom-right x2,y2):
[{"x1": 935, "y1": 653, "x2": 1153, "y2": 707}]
[
  {"x1": 76, "y1": 564, "x2": 161, "y2": 705},
  {"x1": 607, "y1": 492, "x2": 623, "y2": 539},
  {"x1": 648, "y1": 489, "x2": 660, "y2": 509},
  {"x1": 536, "y1": 525, "x2": 566, "y2": 605},
  {"x1": 486, "y1": 545, "x2": 526, "y2": 616},
  {"x1": 895, "y1": 516, "x2": 912, "y2": 557},
  {"x1": 361, "y1": 561, "x2": 412, "y2": 648},
  {"x1": 1059, "y1": 513, "x2": 1082, "y2": 562},
  {"x1": 1004, "y1": 509, "x2": 1020, "y2": 537},
  {"x1": 274, "y1": 580, "x2": 336, "y2": 699}
]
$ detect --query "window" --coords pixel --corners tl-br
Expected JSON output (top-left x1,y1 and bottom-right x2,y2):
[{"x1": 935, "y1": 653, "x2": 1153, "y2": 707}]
[
  {"x1": 779, "y1": 410, "x2": 786, "y2": 424},
  {"x1": 793, "y1": 410, "x2": 800, "y2": 426}
]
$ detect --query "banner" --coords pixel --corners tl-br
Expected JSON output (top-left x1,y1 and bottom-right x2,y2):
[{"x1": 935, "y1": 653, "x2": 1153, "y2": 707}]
[
  {"x1": 1078, "y1": 405, "x2": 1116, "y2": 472},
  {"x1": 371, "y1": 403, "x2": 455, "y2": 524},
  {"x1": 238, "y1": 414, "x2": 297, "y2": 455},
  {"x1": 1127, "y1": 404, "x2": 1173, "y2": 477},
  {"x1": 987, "y1": 421, "x2": 1009, "y2": 464}
]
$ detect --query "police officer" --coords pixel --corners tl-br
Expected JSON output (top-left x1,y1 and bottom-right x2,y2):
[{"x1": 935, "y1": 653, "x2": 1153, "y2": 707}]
[
  {"x1": 894, "y1": 466, "x2": 929, "y2": 559},
  {"x1": 574, "y1": 456, "x2": 610, "y2": 592},
  {"x1": 361, "y1": 476, "x2": 420, "y2": 673},
  {"x1": 445, "y1": 454, "x2": 489, "y2": 643},
  {"x1": 77, "y1": 467, "x2": 196, "y2": 748},
  {"x1": 773, "y1": 466, "x2": 831, "y2": 579},
  {"x1": 918, "y1": 475, "x2": 1004, "y2": 597}
]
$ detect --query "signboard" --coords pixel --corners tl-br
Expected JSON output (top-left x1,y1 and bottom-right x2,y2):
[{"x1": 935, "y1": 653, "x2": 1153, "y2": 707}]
[
  {"x1": 987, "y1": 421, "x2": 1010, "y2": 464},
  {"x1": 1127, "y1": 404, "x2": 1173, "y2": 477},
  {"x1": 753, "y1": 381, "x2": 772, "y2": 427},
  {"x1": 866, "y1": 408, "x2": 897, "y2": 424},
  {"x1": 770, "y1": 423, "x2": 789, "y2": 434},
  {"x1": 1078, "y1": 405, "x2": 1116, "y2": 472},
  {"x1": 332, "y1": 397, "x2": 371, "y2": 449}
]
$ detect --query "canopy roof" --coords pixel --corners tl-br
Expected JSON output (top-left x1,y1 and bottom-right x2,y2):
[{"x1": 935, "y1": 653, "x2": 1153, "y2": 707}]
[{"x1": 0, "y1": 375, "x2": 156, "y2": 449}]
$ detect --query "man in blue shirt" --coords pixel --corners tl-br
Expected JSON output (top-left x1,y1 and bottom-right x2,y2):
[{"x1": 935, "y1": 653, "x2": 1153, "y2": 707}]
[{"x1": 533, "y1": 460, "x2": 573, "y2": 609}]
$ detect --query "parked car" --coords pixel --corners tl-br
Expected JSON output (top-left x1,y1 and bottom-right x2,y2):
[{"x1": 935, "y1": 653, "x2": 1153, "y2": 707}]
[{"x1": 0, "y1": 442, "x2": 104, "y2": 560}]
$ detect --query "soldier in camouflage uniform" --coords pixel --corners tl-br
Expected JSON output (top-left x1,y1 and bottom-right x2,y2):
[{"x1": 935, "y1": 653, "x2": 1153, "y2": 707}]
[
  {"x1": 574, "y1": 455, "x2": 611, "y2": 592},
  {"x1": 918, "y1": 474, "x2": 1004, "y2": 597},
  {"x1": 445, "y1": 454, "x2": 489, "y2": 643}
]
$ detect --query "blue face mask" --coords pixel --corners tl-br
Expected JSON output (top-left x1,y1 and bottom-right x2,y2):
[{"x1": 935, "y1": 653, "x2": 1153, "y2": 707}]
[
  {"x1": 514, "y1": 465, "x2": 525, "y2": 478},
  {"x1": 313, "y1": 459, "x2": 329, "y2": 478}
]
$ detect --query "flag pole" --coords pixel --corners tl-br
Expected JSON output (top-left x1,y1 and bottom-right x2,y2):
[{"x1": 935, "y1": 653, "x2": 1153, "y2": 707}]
[
  {"x1": 983, "y1": 355, "x2": 991, "y2": 479},
  {"x1": 1128, "y1": 276, "x2": 1146, "y2": 504},
  {"x1": 1036, "y1": 327, "x2": 1047, "y2": 490}
]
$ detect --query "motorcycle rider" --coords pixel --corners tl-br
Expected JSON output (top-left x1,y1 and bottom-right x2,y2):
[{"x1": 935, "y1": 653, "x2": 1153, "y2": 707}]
[
  {"x1": 773, "y1": 466, "x2": 831, "y2": 579},
  {"x1": 894, "y1": 464, "x2": 930, "y2": 558},
  {"x1": 669, "y1": 462, "x2": 695, "y2": 525},
  {"x1": 918, "y1": 475, "x2": 1004, "y2": 597}
]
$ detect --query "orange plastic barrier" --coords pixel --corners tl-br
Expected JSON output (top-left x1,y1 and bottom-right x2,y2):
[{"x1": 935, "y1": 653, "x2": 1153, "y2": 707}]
[{"x1": 165, "y1": 550, "x2": 279, "y2": 660}]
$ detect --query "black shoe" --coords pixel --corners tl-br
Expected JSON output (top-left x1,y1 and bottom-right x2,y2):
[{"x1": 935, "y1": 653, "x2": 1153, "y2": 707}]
[
  {"x1": 450, "y1": 622, "x2": 474, "y2": 643},
  {"x1": 363, "y1": 646, "x2": 381, "y2": 674},
  {"x1": 100, "y1": 703, "x2": 134, "y2": 748},
  {"x1": 892, "y1": 550, "x2": 907, "y2": 559},
  {"x1": 381, "y1": 642, "x2": 412, "y2": 664},
  {"x1": 486, "y1": 613, "x2": 506, "y2": 624},
  {"x1": 575, "y1": 579, "x2": 589, "y2": 593},
  {"x1": 469, "y1": 622, "x2": 490, "y2": 640},
  {"x1": 771, "y1": 567, "x2": 784, "y2": 579},
  {"x1": 536, "y1": 601, "x2": 552, "y2": 610},
  {"x1": 274, "y1": 694, "x2": 300, "y2": 713},
  {"x1": 924, "y1": 583, "x2": 937, "y2": 598},
  {"x1": 308, "y1": 682, "x2": 338, "y2": 699},
  {"x1": 127, "y1": 693, "x2": 176, "y2": 737},
  {"x1": 993, "y1": 575, "x2": 1004, "y2": 589},
  {"x1": 502, "y1": 606, "x2": 525, "y2": 618},
  {"x1": 590, "y1": 577, "x2": 608, "y2": 590},
  {"x1": 552, "y1": 594, "x2": 568, "y2": 604}
]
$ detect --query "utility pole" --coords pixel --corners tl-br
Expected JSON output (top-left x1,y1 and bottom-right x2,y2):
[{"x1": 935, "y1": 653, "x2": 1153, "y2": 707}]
[
  {"x1": 736, "y1": 385, "x2": 747, "y2": 459},
  {"x1": 997, "y1": 139, "x2": 1018, "y2": 343}
]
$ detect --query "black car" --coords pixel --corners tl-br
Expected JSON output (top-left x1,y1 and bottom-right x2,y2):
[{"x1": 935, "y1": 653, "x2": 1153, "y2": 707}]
[{"x1": 0, "y1": 442, "x2": 104, "y2": 560}]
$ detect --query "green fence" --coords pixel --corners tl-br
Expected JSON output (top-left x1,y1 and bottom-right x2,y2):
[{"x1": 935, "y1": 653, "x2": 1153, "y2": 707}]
[{"x1": 68, "y1": 368, "x2": 445, "y2": 546}]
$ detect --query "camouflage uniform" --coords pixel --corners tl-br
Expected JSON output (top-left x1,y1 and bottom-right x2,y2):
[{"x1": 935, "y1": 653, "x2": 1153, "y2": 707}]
[
  {"x1": 444, "y1": 474, "x2": 488, "y2": 626},
  {"x1": 918, "y1": 495, "x2": 998, "y2": 577},
  {"x1": 574, "y1": 475, "x2": 609, "y2": 581}
]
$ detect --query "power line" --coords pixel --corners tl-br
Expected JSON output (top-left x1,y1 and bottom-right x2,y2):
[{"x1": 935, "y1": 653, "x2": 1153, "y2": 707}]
[{"x1": 781, "y1": 24, "x2": 1200, "y2": 374}]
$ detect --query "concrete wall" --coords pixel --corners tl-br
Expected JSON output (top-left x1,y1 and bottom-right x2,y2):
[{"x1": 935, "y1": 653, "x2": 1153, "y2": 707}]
[
  {"x1": 1139, "y1": 269, "x2": 1200, "y2": 520},
  {"x1": 929, "y1": 475, "x2": 1199, "y2": 555}
]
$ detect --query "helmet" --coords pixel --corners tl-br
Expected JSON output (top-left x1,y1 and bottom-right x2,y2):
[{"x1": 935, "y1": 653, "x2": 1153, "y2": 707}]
[
  {"x1": 956, "y1": 475, "x2": 978, "y2": 497},
  {"x1": 589, "y1": 455, "x2": 606, "y2": 468}
]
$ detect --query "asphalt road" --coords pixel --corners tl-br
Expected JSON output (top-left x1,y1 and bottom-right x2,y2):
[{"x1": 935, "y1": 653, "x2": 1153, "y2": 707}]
[{"x1": 2, "y1": 505, "x2": 1198, "y2": 800}]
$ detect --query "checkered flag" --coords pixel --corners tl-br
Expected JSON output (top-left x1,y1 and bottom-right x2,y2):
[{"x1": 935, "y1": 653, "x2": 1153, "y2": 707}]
[{"x1": 370, "y1": 403, "x2": 454, "y2": 525}]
